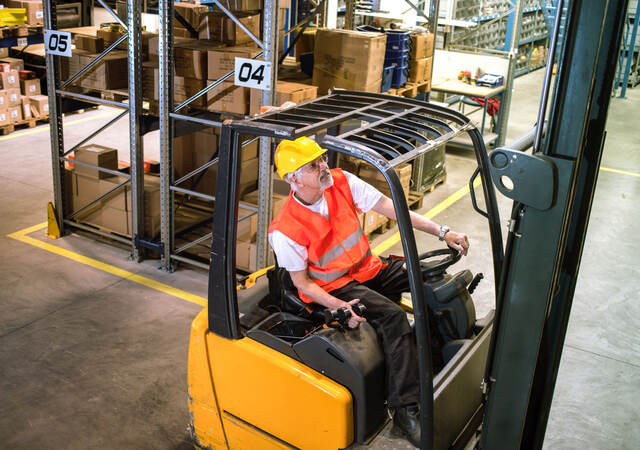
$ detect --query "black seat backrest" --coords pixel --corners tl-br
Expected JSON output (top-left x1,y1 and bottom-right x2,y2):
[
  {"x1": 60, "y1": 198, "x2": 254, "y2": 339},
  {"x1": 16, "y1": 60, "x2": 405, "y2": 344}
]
[{"x1": 266, "y1": 267, "x2": 326, "y2": 323}]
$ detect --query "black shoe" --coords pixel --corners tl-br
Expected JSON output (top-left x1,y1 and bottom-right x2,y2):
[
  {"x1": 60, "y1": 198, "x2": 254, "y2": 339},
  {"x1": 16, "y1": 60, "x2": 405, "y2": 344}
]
[{"x1": 392, "y1": 403, "x2": 421, "y2": 447}]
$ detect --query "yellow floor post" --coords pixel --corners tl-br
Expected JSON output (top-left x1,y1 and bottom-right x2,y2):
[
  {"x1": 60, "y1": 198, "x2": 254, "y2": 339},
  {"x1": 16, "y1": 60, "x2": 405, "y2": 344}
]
[{"x1": 46, "y1": 202, "x2": 61, "y2": 239}]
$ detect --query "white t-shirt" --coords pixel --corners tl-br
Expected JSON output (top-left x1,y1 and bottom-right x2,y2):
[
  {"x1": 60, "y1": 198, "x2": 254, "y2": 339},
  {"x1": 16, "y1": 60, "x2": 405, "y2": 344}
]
[{"x1": 269, "y1": 170, "x2": 383, "y2": 271}]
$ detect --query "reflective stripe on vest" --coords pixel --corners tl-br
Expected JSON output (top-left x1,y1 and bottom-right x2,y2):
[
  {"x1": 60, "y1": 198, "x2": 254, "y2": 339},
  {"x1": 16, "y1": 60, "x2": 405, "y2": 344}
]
[
  {"x1": 308, "y1": 249, "x2": 372, "y2": 282},
  {"x1": 308, "y1": 228, "x2": 364, "y2": 268}
]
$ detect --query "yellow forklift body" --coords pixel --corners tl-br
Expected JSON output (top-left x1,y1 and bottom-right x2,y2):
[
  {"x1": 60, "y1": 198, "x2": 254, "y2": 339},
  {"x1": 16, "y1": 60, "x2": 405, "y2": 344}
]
[{"x1": 188, "y1": 308, "x2": 355, "y2": 449}]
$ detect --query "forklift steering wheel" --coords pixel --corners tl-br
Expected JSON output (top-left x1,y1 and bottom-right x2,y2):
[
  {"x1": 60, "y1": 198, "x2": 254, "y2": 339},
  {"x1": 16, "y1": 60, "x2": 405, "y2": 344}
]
[{"x1": 418, "y1": 247, "x2": 461, "y2": 279}]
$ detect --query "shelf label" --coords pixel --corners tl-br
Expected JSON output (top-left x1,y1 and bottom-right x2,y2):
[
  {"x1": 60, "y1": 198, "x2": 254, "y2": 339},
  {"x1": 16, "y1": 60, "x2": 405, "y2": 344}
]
[
  {"x1": 17, "y1": 38, "x2": 27, "y2": 47},
  {"x1": 234, "y1": 58, "x2": 271, "y2": 91},
  {"x1": 44, "y1": 30, "x2": 72, "y2": 57}
]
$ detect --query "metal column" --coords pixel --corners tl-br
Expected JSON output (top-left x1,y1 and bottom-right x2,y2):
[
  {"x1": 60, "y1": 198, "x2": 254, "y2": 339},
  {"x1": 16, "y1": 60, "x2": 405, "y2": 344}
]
[
  {"x1": 43, "y1": 0, "x2": 66, "y2": 233},
  {"x1": 128, "y1": 0, "x2": 145, "y2": 261},
  {"x1": 256, "y1": 0, "x2": 279, "y2": 269},
  {"x1": 159, "y1": 0, "x2": 175, "y2": 271},
  {"x1": 496, "y1": 0, "x2": 524, "y2": 147}
]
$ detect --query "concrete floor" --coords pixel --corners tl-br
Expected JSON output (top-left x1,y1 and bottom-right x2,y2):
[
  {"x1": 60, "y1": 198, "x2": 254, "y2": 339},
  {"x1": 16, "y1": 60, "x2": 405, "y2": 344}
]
[{"x1": 0, "y1": 68, "x2": 638, "y2": 449}]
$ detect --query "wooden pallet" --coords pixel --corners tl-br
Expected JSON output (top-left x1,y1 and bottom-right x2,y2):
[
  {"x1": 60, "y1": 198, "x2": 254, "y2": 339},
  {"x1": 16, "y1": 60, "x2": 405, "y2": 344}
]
[
  {"x1": 387, "y1": 79, "x2": 432, "y2": 98},
  {"x1": 421, "y1": 172, "x2": 447, "y2": 194},
  {"x1": 0, "y1": 116, "x2": 49, "y2": 136}
]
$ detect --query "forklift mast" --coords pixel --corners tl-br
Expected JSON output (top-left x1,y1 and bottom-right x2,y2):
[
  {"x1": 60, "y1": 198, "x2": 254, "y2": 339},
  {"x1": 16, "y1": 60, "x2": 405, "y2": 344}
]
[{"x1": 480, "y1": 0, "x2": 629, "y2": 448}]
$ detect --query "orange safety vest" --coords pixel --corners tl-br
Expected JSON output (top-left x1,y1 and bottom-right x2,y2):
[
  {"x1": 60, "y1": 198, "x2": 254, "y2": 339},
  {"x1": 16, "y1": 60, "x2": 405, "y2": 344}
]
[{"x1": 269, "y1": 168, "x2": 383, "y2": 303}]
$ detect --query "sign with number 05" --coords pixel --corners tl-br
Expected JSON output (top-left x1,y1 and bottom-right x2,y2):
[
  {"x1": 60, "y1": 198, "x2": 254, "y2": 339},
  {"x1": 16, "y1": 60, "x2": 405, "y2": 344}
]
[
  {"x1": 44, "y1": 30, "x2": 72, "y2": 57},
  {"x1": 234, "y1": 58, "x2": 272, "y2": 90}
]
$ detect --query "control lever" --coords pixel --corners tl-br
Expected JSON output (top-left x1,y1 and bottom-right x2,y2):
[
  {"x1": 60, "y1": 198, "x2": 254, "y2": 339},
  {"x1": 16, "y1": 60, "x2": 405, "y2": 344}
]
[
  {"x1": 468, "y1": 273, "x2": 484, "y2": 294},
  {"x1": 324, "y1": 304, "x2": 367, "y2": 327}
]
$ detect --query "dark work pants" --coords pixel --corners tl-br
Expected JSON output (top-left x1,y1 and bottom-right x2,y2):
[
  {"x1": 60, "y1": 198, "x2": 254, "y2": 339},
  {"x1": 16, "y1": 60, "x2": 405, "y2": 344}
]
[{"x1": 329, "y1": 258, "x2": 419, "y2": 408}]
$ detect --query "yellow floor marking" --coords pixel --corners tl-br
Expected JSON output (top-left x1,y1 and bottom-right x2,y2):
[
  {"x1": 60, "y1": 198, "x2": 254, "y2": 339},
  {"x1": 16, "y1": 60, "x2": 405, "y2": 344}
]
[
  {"x1": 600, "y1": 166, "x2": 640, "y2": 178},
  {"x1": 7, "y1": 222, "x2": 206, "y2": 307},
  {"x1": 372, "y1": 178, "x2": 482, "y2": 256},
  {"x1": 0, "y1": 111, "x2": 120, "y2": 142}
]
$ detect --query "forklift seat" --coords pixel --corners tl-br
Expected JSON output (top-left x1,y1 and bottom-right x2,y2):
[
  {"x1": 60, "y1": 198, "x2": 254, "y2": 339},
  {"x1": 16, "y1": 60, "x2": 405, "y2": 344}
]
[{"x1": 264, "y1": 267, "x2": 326, "y2": 323}]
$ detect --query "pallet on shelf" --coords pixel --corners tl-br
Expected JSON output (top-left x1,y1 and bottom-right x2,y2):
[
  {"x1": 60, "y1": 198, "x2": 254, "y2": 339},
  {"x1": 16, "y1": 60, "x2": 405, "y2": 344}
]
[{"x1": 0, "y1": 115, "x2": 49, "y2": 135}]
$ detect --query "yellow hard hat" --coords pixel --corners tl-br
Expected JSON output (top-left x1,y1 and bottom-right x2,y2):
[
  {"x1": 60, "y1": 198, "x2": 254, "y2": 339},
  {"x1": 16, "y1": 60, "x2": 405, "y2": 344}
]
[{"x1": 274, "y1": 136, "x2": 327, "y2": 179}]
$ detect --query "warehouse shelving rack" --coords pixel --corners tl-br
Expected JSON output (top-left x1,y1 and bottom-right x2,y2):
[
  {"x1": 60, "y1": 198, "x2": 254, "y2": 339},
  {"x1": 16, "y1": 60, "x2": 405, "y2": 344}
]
[
  {"x1": 615, "y1": 0, "x2": 639, "y2": 98},
  {"x1": 44, "y1": 0, "x2": 285, "y2": 272},
  {"x1": 157, "y1": 0, "x2": 280, "y2": 272},
  {"x1": 442, "y1": 0, "x2": 556, "y2": 77},
  {"x1": 44, "y1": 0, "x2": 148, "y2": 261}
]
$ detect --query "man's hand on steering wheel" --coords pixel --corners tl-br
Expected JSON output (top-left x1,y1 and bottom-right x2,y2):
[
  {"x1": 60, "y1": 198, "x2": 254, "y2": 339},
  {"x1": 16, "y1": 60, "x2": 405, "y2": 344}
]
[{"x1": 444, "y1": 231, "x2": 470, "y2": 256}]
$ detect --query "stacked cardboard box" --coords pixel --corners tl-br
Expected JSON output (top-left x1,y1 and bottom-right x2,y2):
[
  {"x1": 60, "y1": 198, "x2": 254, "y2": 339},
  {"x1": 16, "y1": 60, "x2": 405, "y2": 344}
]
[
  {"x1": 7, "y1": 0, "x2": 43, "y2": 26},
  {"x1": 173, "y1": 129, "x2": 259, "y2": 197},
  {"x1": 249, "y1": 80, "x2": 317, "y2": 115},
  {"x1": 0, "y1": 67, "x2": 21, "y2": 124},
  {"x1": 312, "y1": 29, "x2": 387, "y2": 95},
  {"x1": 70, "y1": 144, "x2": 161, "y2": 237},
  {"x1": 408, "y1": 32, "x2": 435, "y2": 87}
]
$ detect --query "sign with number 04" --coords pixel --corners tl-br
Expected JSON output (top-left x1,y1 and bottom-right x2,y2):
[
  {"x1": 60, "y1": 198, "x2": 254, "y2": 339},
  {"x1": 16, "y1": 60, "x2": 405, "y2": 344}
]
[
  {"x1": 234, "y1": 58, "x2": 272, "y2": 90},
  {"x1": 44, "y1": 30, "x2": 72, "y2": 57}
]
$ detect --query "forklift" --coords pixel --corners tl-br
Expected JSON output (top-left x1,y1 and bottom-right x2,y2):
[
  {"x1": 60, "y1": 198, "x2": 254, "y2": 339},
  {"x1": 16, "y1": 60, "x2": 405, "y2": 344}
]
[{"x1": 186, "y1": 1, "x2": 627, "y2": 448}]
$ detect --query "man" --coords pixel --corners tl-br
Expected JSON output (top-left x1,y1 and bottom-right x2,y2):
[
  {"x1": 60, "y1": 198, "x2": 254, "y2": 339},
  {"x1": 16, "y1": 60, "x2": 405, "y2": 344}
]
[{"x1": 268, "y1": 136, "x2": 469, "y2": 447}]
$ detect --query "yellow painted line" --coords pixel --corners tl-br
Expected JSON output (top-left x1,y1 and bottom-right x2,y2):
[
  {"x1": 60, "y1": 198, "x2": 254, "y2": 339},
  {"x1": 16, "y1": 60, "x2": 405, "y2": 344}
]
[
  {"x1": 373, "y1": 178, "x2": 482, "y2": 256},
  {"x1": 0, "y1": 111, "x2": 120, "y2": 142},
  {"x1": 601, "y1": 166, "x2": 640, "y2": 178},
  {"x1": 7, "y1": 222, "x2": 206, "y2": 307}
]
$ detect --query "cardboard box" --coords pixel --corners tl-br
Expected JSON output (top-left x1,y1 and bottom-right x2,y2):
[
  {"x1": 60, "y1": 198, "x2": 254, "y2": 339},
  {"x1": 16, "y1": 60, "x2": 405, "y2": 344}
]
[
  {"x1": 21, "y1": 95, "x2": 31, "y2": 119},
  {"x1": 358, "y1": 162, "x2": 412, "y2": 199},
  {"x1": 295, "y1": 28, "x2": 317, "y2": 62},
  {"x1": 410, "y1": 33, "x2": 435, "y2": 60},
  {"x1": 409, "y1": 58, "x2": 426, "y2": 83},
  {"x1": 199, "y1": 12, "x2": 261, "y2": 45},
  {"x1": 174, "y1": 2, "x2": 209, "y2": 35},
  {"x1": 236, "y1": 233, "x2": 275, "y2": 273},
  {"x1": 249, "y1": 80, "x2": 317, "y2": 115},
  {"x1": 0, "y1": 57, "x2": 24, "y2": 72},
  {"x1": 217, "y1": 0, "x2": 262, "y2": 10},
  {"x1": 0, "y1": 49, "x2": 8, "y2": 59},
  {"x1": 207, "y1": 45, "x2": 262, "y2": 80},
  {"x1": 313, "y1": 29, "x2": 387, "y2": 94},
  {"x1": 8, "y1": 105, "x2": 22, "y2": 123},
  {"x1": 100, "y1": 174, "x2": 161, "y2": 217},
  {"x1": 240, "y1": 190, "x2": 287, "y2": 240},
  {"x1": 147, "y1": 36, "x2": 191, "y2": 63},
  {"x1": 423, "y1": 57, "x2": 433, "y2": 82},
  {"x1": 174, "y1": 75, "x2": 208, "y2": 107},
  {"x1": 96, "y1": 29, "x2": 154, "y2": 55},
  {"x1": 0, "y1": 70, "x2": 19, "y2": 89},
  {"x1": 29, "y1": 94, "x2": 48, "y2": 117},
  {"x1": 77, "y1": 51, "x2": 128, "y2": 90},
  {"x1": 70, "y1": 171, "x2": 102, "y2": 214},
  {"x1": 141, "y1": 61, "x2": 158, "y2": 101},
  {"x1": 0, "y1": 111, "x2": 9, "y2": 126},
  {"x1": 206, "y1": 81, "x2": 248, "y2": 115},
  {"x1": 6, "y1": 88, "x2": 20, "y2": 106},
  {"x1": 75, "y1": 35, "x2": 104, "y2": 53},
  {"x1": 7, "y1": 0, "x2": 43, "y2": 25},
  {"x1": 0, "y1": 91, "x2": 7, "y2": 111},
  {"x1": 175, "y1": 40, "x2": 222, "y2": 79},
  {"x1": 74, "y1": 144, "x2": 118, "y2": 179},
  {"x1": 20, "y1": 78, "x2": 40, "y2": 96}
]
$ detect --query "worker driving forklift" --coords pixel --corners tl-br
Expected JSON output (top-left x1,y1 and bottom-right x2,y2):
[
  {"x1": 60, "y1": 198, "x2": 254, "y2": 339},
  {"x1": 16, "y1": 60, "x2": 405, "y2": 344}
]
[
  {"x1": 187, "y1": 91, "x2": 503, "y2": 450},
  {"x1": 268, "y1": 136, "x2": 470, "y2": 447}
]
